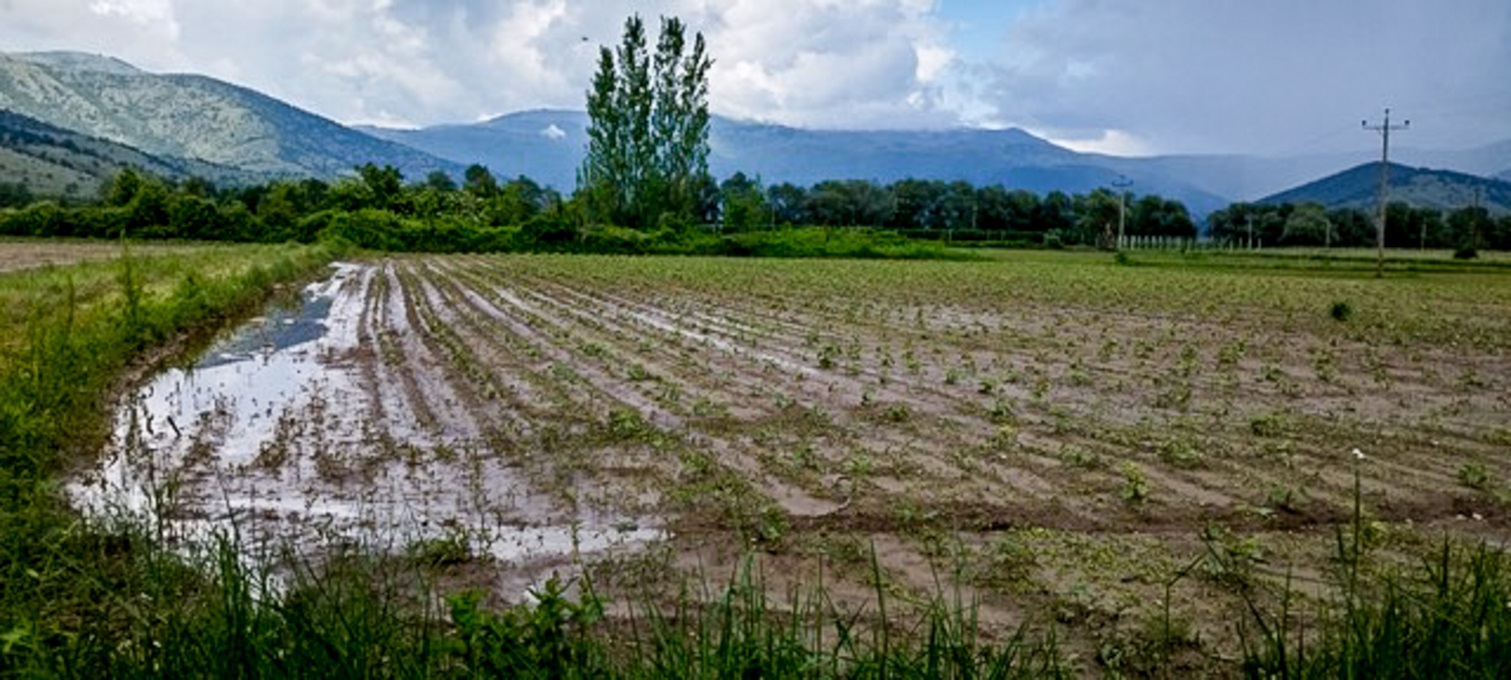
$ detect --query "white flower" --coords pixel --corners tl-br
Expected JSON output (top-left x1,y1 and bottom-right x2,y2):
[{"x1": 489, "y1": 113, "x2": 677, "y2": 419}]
[{"x1": 1351, "y1": 448, "x2": 1366, "y2": 461}]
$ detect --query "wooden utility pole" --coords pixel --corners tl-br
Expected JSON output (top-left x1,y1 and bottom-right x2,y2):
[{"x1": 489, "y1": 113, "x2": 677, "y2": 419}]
[
  {"x1": 1363, "y1": 108, "x2": 1408, "y2": 277},
  {"x1": 1112, "y1": 176, "x2": 1133, "y2": 250}
]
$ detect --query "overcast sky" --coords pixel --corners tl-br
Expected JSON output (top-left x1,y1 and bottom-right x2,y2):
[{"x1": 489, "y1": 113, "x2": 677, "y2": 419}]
[{"x1": 2, "y1": 0, "x2": 1507, "y2": 156}]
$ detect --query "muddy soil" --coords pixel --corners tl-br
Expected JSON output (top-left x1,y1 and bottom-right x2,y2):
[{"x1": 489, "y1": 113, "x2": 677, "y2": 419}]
[{"x1": 70, "y1": 254, "x2": 1511, "y2": 670}]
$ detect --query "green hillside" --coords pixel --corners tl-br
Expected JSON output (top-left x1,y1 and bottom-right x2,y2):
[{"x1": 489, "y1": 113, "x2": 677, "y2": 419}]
[
  {"x1": 0, "y1": 108, "x2": 260, "y2": 200},
  {"x1": 0, "y1": 51, "x2": 458, "y2": 180},
  {"x1": 1260, "y1": 162, "x2": 1511, "y2": 213}
]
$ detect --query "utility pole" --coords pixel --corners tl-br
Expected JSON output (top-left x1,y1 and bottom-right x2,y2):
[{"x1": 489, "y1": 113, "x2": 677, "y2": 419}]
[
  {"x1": 1112, "y1": 175, "x2": 1133, "y2": 250},
  {"x1": 1472, "y1": 185, "x2": 1485, "y2": 249},
  {"x1": 1363, "y1": 108, "x2": 1408, "y2": 277}
]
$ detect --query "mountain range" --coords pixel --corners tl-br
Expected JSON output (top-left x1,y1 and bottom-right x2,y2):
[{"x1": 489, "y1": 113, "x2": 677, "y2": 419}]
[
  {"x1": 363, "y1": 111, "x2": 1511, "y2": 217},
  {"x1": 0, "y1": 51, "x2": 458, "y2": 180},
  {"x1": 3, "y1": 50, "x2": 1510, "y2": 218}
]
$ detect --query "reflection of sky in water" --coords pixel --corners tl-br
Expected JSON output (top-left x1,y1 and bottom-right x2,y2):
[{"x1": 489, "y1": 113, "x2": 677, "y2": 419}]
[
  {"x1": 115, "y1": 268, "x2": 356, "y2": 470},
  {"x1": 69, "y1": 262, "x2": 663, "y2": 592},
  {"x1": 195, "y1": 294, "x2": 332, "y2": 370}
]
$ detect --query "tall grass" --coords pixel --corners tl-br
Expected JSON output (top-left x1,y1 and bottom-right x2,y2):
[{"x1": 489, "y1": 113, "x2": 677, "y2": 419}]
[
  {"x1": 606, "y1": 555, "x2": 1066, "y2": 679},
  {"x1": 1238, "y1": 461, "x2": 1511, "y2": 679},
  {"x1": 9, "y1": 531, "x2": 1071, "y2": 677},
  {"x1": 0, "y1": 242, "x2": 340, "y2": 676}
]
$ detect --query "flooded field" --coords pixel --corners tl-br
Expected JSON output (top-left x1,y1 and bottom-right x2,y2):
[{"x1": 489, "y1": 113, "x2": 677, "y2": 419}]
[
  {"x1": 70, "y1": 261, "x2": 664, "y2": 596},
  {"x1": 70, "y1": 252, "x2": 1511, "y2": 659}
]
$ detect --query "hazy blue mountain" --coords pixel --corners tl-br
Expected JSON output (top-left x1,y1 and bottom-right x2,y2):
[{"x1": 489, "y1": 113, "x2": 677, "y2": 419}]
[
  {"x1": 1389, "y1": 139, "x2": 1511, "y2": 179},
  {"x1": 0, "y1": 51, "x2": 460, "y2": 180},
  {"x1": 0, "y1": 108, "x2": 265, "y2": 199},
  {"x1": 355, "y1": 109, "x2": 589, "y2": 191},
  {"x1": 1259, "y1": 162, "x2": 1511, "y2": 213},
  {"x1": 360, "y1": 109, "x2": 1235, "y2": 215},
  {"x1": 363, "y1": 108, "x2": 1511, "y2": 219},
  {"x1": 7, "y1": 50, "x2": 1510, "y2": 219}
]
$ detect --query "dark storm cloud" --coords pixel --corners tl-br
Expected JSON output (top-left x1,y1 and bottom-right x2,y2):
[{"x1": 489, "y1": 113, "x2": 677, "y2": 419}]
[{"x1": 974, "y1": 0, "x2": 1511, "y2": 154}]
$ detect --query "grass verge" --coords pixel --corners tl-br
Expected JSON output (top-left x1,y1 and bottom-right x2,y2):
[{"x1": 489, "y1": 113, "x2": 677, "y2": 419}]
[{"x1": 1236, "y1": 463, "x2": 1511, "y2": 679}]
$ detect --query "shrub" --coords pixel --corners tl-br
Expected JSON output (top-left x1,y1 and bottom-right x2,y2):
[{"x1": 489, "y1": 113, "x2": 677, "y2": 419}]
[
  {"x1": 318, "y1": 208, "x2": 406, "y2": 251},
  {"x1": 580, "y1": 224, "x2": 656, "y2": 254},
  {"x1": 520, "y1": 214, "x2": 578, "y2": 244}
]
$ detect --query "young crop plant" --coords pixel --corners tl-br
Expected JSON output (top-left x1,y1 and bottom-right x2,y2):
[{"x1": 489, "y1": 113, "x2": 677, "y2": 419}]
[
  {"x1": 1249, "y1": 412, "x2": 1287, "y2": 438},
  {"x1": 1200, "y1": 525, "x2": 1265, "y2": 592},
  {"x1": 988, "y1": 398, "x2": 1016, "y2": 424},
  {"x1": 1120, "y1": 462, "x2": 1150, "y2": 504},
  {"x1": 1060, "y1": 444, "x2": 1105, "y2": 470},
  {"x1": 1459, "y1": 461, "x2": 1491, "y2": 491},
  {"x1": 626, "y1": 362, "x2": 655, "y2": 382},
  {"x1": 1158, "y1": 439, "x2": 1205, "y2": 469},
  {"x1": 880, "y1": 403, "x2": 911, "y2": 423},
  {"x1": 1217, "y1": 340, "x2": 1246, "y2": 367}
]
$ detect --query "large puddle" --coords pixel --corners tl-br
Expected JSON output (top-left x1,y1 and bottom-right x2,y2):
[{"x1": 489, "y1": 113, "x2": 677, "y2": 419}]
[{"x1": 68, "y1": 262, "x2": 662, "y2": 591}]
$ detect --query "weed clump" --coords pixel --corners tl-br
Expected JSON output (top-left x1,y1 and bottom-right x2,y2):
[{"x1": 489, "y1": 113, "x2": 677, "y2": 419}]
[
  {"x1": 1329, "y1": 300, "x2": 1353, "y2": 322},
  {"x1": 1459, "y1": 461, "x2": 1491, "y2": 491}
]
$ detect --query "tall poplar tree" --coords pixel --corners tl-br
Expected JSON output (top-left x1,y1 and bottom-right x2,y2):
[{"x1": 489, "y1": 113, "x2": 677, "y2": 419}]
[{"x1": 580, "y1": 15, "x2": 712, "y2": 229}]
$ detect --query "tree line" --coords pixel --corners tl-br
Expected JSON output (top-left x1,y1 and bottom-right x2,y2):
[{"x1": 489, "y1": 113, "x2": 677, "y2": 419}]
[
  {"x1": 0, "y1": 162, "x2": 1200, "y2": 253},
  {"x1": 1209, "y1": 201, "x2": 1510, "y2": 252}
]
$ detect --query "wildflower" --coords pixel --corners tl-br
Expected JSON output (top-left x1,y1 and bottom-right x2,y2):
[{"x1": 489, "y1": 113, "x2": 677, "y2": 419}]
[{"x1": 1351, "y1": 448, "x2": 1366, "y2": 461}]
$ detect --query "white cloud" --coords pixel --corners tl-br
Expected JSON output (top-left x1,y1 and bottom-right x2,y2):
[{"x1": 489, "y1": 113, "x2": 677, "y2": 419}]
[
  {"x1": 1046, "y1": 129, "x2": 1153, "y2": 157},
  {"x1": 0, "y1": 0, "x2": 185, "y2": 69},
  {"x1": 694, "y1": 0, "x2": 955, "y2": 128},
  {"x1": 0, "y1": 0, "x2": 963, "y2": 130},
  {"x1": 0, "y1": 0, "x2": 1506, "y2": 154},
  {"x1": 88, "y1": 0, "x2": 176, "y2": 34}
]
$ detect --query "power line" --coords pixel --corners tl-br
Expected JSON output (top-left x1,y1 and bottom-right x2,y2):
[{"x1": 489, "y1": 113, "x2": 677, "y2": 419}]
[{"x1": 1363, "y1": 108, "x2": 1409, "y2": 277}]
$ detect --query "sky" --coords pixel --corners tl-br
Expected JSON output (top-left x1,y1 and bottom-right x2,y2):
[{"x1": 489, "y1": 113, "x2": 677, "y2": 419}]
[{"x1": 1, "y1": 0, "x2": 1508, "y2": 156}]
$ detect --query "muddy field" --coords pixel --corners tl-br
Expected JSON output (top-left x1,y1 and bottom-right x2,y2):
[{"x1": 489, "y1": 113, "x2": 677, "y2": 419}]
[{"x1": 73, "y1": 252, "x2": 1511, "y2": 668}]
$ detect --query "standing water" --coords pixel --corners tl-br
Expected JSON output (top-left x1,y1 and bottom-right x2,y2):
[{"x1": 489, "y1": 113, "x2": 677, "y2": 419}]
[{"x1": 69, "y1": 262, "x2": 662, "y2": 592}]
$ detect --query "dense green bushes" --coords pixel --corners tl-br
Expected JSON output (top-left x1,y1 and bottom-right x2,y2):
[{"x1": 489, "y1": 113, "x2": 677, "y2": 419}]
[
  {"x1": 0, "y1": 189, "x2": 977, "y2": 261},
  {"x1": 0, "y1": 163, "x2": 1219, "y2": 257}
]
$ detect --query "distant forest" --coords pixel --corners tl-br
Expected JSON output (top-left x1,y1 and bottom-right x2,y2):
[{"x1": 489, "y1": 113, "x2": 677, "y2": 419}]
[
  {"x1": 1, "y1": 163, "x2": 1505, "y2": 254},
  {"x1": 1209, "y1": 200, "x2": 1508, "y2": 251},
  {"x1": 0, "y1": 163, "x2": 1195, "y2": 254}
]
